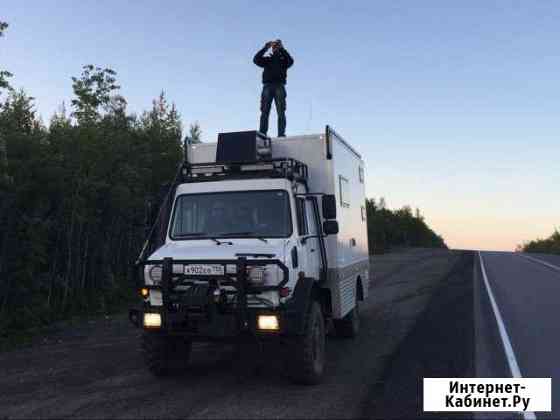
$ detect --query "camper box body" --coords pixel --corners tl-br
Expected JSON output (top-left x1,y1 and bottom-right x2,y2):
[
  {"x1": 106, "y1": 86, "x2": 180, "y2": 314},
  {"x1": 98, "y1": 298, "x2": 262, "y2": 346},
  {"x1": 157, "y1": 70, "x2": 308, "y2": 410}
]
[{"x1": 185, "y1": 129, "x2": 369, "y2": 318}]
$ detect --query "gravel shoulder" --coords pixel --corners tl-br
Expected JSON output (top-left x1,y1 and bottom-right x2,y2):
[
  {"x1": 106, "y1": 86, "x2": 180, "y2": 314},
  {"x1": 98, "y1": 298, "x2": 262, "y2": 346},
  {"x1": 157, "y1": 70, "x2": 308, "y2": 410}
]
[{"x1": 0, "y1": 248, "x2": 463, "y2": 419}]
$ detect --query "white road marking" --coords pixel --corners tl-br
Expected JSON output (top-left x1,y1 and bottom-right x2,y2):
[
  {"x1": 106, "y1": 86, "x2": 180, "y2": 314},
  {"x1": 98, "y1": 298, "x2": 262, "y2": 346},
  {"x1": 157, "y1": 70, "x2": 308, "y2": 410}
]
[
  {"x1": 478, "y1": 251, "x2": 536, "y2": 420},
  {"x1": 519, "y1": 254, "x2": 560, "y2": 273}
]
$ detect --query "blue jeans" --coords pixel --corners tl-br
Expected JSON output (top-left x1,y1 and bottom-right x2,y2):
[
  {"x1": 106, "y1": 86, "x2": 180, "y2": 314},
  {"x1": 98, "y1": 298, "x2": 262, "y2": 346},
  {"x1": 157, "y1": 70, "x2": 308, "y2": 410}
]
[{"x1": 259, "y1": 83, "x2": 286, "y2": 137}]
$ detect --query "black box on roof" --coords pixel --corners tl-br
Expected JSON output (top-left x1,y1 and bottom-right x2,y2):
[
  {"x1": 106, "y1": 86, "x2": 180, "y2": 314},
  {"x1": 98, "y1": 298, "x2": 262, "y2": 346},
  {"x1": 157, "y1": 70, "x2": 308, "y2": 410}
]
[{"x1": 216, "y1": 131, "x2": 271, "y2": 163}]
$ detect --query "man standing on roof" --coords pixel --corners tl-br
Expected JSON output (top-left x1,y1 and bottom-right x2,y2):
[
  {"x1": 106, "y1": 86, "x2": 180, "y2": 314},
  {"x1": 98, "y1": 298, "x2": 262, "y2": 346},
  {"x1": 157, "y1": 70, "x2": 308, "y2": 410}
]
[{"x1": 253, "y1": 39, "x2": 294, "y2": 137}]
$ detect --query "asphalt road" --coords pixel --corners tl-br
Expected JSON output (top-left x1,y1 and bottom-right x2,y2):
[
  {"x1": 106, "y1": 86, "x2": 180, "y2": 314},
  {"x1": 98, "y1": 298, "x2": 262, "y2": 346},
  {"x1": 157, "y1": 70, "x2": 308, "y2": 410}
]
[
  {"x1": 525, "y1": 253, "x2": 560, "y2": 269},
  {"x1": 0, "y1": 249, "x2": 463, "y2": 419},
  {"x1": 477, "y1": 252, "x2": 560, "y2": 419}
]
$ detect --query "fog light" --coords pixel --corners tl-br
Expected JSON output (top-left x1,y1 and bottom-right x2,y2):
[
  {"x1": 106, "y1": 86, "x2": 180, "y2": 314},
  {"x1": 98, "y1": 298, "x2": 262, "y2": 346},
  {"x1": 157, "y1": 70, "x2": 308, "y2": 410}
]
[
  {"x1": 140, "y1": 287, "x2": 149, "y2": 297},
  {"x1": 143, "y1": 313, "x2": 161, "y2": 328},
  {"x1": 257, "y1": 315, "x2": 279, "y2": 331}
]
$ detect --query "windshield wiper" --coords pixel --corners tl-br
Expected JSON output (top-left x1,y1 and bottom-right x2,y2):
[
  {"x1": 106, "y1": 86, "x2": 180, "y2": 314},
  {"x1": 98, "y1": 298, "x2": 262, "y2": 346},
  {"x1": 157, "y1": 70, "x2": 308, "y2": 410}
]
[
  {"x1": 174, "y1": 233, "x2": 232, "y2": 245},
  {"x1": 210, "y1": 238, "x2": 232, "y2": 245},
  {"x1": 220, "y1": 232, "x2": 268, "y2": 243}
]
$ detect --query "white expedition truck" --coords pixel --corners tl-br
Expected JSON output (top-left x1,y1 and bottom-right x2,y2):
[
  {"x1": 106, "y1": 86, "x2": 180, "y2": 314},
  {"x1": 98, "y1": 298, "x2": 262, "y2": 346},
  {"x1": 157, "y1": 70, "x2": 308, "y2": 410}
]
[{"x1": 130, "y1": 126, "x2": 369, "y2": 384}]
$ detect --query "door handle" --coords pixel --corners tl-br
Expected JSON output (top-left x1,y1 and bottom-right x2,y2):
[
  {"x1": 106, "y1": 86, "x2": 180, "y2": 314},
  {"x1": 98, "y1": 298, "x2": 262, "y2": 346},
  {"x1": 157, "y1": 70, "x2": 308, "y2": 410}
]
[{"x1": 310, "y1": 249, "x2": 315, "y2": 253}]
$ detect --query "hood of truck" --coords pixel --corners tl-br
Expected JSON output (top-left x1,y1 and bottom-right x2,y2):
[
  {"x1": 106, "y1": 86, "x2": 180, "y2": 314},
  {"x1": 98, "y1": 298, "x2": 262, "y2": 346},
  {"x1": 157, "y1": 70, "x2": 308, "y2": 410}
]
[{"x1": 149, "y1": 239, "x2": 290, "y2": 263}]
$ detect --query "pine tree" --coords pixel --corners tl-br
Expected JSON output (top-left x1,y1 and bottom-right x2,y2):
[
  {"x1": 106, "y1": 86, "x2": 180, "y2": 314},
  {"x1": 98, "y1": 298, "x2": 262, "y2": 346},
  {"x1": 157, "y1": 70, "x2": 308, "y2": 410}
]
[
  {"x1": 0, "y1": 21, "x2": 13, "y2": 186},
  {"x1": 186, "y1": 122, "x2": 202, "y2": 144}
]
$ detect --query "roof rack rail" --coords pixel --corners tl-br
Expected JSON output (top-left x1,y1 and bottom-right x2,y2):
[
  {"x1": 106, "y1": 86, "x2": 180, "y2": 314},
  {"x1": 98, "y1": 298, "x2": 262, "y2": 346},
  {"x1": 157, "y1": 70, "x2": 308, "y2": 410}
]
[{"x1": 181, "y1": 158, "x2": 308, "y2": 184}]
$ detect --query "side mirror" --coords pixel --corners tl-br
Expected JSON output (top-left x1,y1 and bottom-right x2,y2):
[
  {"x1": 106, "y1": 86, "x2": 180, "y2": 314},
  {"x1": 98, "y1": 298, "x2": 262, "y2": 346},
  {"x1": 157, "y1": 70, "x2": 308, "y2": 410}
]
[
  {"x1": 322, "y1": 194, "x2": 337, "y2": 219},
  {"x1": 158, "y1": 182, "x2": 171, "y2": 201},
  {"x1": 145, "y1": 198, "x2": 158, "y2": 229},
  {"x1": 323, "y1": 220, "x2": 339, "y2": 236},
  {"x1": 145, "y1": 183, "x2": 171, "y2": 230}
]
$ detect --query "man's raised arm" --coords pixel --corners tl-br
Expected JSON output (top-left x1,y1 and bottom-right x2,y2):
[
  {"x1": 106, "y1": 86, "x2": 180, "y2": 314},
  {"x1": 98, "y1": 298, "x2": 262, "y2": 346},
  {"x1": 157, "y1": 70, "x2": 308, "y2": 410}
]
[
  {"x1": 253, "y1": 42, "x2": 271, "y2": 67},
  {"x1": 280, "y1": 47, "x2": 294, "y2": 68}
]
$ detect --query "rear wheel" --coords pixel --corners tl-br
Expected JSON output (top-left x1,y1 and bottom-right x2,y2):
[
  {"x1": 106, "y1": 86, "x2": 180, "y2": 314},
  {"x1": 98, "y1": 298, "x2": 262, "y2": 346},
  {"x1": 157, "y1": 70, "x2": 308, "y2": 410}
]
[
  {"x1": 289, "y1": 300, "x2": 326, "y2": 385},
  {"x1": 141, "y1": 332, "x2": 192, "y2": 376}
]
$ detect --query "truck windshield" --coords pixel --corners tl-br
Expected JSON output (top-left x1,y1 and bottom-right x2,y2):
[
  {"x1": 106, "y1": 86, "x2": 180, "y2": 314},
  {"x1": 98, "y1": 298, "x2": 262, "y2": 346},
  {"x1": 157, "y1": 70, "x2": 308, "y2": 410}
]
[{"x1": 170, "y1": 190, "x2": 292, "y2": 239}]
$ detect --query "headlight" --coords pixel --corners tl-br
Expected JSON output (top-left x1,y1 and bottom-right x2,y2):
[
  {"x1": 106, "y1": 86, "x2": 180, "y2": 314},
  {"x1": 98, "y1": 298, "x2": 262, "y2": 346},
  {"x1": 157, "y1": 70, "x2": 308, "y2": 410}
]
[
  {"x1": 145, "y1": 265, "x2": 162, "y2": 284},
  {"x1": 247, "y1": 265, "x2": 282, "y2": 286}
]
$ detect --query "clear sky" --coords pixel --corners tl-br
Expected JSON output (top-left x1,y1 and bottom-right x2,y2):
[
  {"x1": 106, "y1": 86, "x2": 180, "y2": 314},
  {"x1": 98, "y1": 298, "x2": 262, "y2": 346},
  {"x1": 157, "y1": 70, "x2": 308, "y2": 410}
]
[{"x1": 2, "y1": 0, "x2": 559, "y2": 251}]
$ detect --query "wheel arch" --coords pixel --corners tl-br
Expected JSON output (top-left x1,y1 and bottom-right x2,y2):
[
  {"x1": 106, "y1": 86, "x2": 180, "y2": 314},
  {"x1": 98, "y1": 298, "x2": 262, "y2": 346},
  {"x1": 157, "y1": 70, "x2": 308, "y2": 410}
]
[{"x1": 314, "y1": 283, "x2": 332, "y2": 318}]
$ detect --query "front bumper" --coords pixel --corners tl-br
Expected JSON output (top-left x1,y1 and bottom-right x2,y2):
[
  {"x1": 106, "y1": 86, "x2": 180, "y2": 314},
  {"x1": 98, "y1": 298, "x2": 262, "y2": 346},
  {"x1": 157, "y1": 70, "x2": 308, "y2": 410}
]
[
  {"x1": 129, "y1": 306, "x2": 297, "y2": 339},
  {"x1": 130, "y1": 256, "x2": 305, "y2": 339}
]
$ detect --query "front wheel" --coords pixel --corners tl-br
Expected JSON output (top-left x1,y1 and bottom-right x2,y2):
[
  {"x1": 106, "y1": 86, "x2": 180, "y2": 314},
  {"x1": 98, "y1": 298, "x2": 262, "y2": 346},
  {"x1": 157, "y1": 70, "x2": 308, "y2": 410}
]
[{"x1": 289, "y1": 300, "x2": 326, "y2": 385}]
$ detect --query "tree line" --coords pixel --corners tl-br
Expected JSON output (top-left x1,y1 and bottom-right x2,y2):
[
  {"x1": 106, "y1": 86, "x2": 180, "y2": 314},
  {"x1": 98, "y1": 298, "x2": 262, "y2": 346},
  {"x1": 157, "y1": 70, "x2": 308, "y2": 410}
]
[
  {"x1": 0, "y1": 22, "x2": 206, "y2": 338},
  {"x1": 366, "y1": 198, "x2": 447, "y2": 254},
  {"x1": 0, "y1": 21, "x2": 446, "y2": 339},
  {"x1": 519, "y1": 229, "x2": 560, "y2": 255}
]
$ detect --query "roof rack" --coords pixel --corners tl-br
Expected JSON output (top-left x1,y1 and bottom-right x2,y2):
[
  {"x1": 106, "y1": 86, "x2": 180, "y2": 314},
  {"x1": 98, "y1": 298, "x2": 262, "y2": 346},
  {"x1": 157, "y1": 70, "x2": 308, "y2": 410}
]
[{"x1": 181, "y1": 158, "x2": 308, "y2": 184}]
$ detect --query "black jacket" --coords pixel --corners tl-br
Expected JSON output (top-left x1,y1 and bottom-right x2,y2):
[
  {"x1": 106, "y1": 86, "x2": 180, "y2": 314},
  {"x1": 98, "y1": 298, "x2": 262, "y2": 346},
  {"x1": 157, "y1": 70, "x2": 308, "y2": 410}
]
[{"x1": 253, "y1": 47, "x2": 294, "y2": 84}]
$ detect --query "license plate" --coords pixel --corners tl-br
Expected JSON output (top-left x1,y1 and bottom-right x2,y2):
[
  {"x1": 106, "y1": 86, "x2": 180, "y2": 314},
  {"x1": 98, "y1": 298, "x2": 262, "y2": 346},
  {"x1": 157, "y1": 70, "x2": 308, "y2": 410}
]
[{"x1": 184, "y1": 264, "x2": 224, "y2": 276}]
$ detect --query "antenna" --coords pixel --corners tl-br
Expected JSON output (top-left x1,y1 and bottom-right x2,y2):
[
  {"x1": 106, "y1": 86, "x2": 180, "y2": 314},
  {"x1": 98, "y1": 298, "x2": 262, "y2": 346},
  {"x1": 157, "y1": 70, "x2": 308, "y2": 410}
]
[{"x1": 306, "y1": 98, "x2": 313, "y2": 132}]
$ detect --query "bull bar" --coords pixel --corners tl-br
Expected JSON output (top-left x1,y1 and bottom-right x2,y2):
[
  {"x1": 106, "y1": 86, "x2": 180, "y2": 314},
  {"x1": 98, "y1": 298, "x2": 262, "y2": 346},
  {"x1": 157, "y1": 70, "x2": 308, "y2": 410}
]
[{"x1": 129, "y1": 256, "x2": 290, "y2": 337}]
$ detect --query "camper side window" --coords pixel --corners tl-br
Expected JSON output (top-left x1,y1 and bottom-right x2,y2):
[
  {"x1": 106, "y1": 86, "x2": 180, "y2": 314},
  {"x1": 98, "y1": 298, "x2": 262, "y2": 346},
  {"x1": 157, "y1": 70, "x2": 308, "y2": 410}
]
[
  {"x1": 339, "y1": 176, "x2": 350, "y2": 207},
  {"x1": 296, "y1": 198, "x2": 308, "y2": 235}
]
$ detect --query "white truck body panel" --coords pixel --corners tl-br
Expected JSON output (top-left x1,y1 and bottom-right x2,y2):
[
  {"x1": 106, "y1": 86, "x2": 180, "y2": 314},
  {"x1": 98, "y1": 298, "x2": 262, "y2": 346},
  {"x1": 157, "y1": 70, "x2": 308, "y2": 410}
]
[{"x1": 185, "y1": 130, "x2": 369, "y2": 318}]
